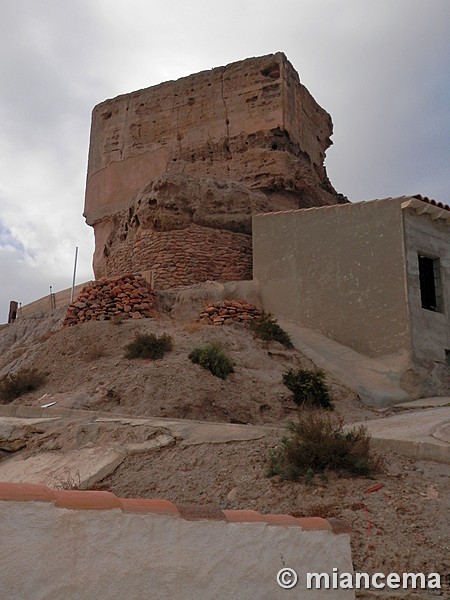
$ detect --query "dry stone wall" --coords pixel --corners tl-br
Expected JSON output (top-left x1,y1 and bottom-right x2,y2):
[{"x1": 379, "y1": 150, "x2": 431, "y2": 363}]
[
  {"x1": 63, "y1": 274, "x2": 157, "y2": 326},
  {"x1": 198, "y1": 300, "x2": 261, "y2": 325},
  {"x1": 98, "y1": 222, "x2": 252, "y2": 287},
  {"x1": 85, "y1": 52, "x2": 346, "y2": 288}
]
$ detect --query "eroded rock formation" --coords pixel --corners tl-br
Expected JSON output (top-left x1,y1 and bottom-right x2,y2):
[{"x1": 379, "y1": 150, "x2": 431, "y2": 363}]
[{"x1": 84, "y1": 52, "x2": 346, "y2": 287}]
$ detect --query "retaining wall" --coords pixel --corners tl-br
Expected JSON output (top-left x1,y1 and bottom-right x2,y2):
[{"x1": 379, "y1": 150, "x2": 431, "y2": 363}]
[
  {"x1": 97, "y1": 222, "x2": 252, "y2": 287},
  {"x1": 0, "y1": 482, "x2": 353, "y2": 600}
]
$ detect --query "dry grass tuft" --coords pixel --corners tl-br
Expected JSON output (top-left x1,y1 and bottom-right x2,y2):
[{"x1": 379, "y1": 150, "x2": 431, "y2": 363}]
[
  {"x1": 268, "y1": 412, "x2": 383, "y2": 482},
  {"x1": 0, "y1": 367, "x2": 47, "y2": 403}
]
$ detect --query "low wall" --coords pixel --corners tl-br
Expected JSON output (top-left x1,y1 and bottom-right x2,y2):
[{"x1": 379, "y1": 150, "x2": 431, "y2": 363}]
[
  {"x1": 0, "y1": 483, "x2": 353, "y2": 600},
  {"x1": 18, "y1": 282, "x2": 93, "y2": 318}
]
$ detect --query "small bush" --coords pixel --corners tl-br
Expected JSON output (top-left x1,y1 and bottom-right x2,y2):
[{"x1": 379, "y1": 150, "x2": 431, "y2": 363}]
[
  {"x1": 124, "y1": 333, "x2": 173, "y2": 360},
  {"x1": 189, "y1": 342, "x2": 234, "y2": 379},
  {"x1": 250, "y1": 311, "x2": 293, "y2": 349},
  {"x1": 0, "y1": 368, "x2": 47, "y2": 403},
  {"x1": 283, "y1": 368, "x2": 332, "y2": 409},
  {"x1": 267, "y1": 413, "x2": 382, "y2": 481}
]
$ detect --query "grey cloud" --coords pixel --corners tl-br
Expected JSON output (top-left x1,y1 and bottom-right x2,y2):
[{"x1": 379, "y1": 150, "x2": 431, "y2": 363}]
[{"x1": 0, "y1": 0, "x2": 448, "y2": 321}]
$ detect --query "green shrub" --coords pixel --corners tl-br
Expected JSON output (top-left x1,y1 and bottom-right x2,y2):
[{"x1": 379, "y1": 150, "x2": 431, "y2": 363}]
[
  {"x1": 267, "y1": 413, "x2": 382, "y2": 481},
  {"x1": 189, "y1": 342, "x2": 234, "y2": 379},
  {"x1": 283, "y1": 368, "x2": 332, "y2": 409},
  {"x1": 250, "y1": 312, "x2": 293, "y2": 349},
  {"x1": 124, "y1": 333, "x2": 173, "y2": 359},
  {"x1": 0, "y1": 368, "x2": 47, "y2": 403}
]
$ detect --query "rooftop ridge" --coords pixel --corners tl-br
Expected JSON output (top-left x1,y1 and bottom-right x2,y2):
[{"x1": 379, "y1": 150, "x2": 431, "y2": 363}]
[
  {"x1": 0, "y1": 482, "x2": 350, "y2": 534},
  {"x1": 253, "y1": 195, "x2": 449, "y2": 219},
  {"x1": 412, "y1": 194, "x2": 450, "y2": 211}
]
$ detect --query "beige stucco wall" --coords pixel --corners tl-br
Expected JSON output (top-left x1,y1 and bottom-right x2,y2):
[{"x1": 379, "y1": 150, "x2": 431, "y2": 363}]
[
  {"x1": 253, "y1": 199, "x2": 412, "y2": 358},
  {"x1": 0, "y1": 500, "x2": 353, "y2": 600},
  {"x1": 402, "y1": 209, "x2": 450, "y2": 364}
]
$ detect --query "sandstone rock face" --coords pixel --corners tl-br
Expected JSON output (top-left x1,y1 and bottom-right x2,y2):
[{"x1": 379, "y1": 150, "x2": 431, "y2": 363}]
[{"x1": 85, "y1": 52, "x2": 345, "y2": 287}]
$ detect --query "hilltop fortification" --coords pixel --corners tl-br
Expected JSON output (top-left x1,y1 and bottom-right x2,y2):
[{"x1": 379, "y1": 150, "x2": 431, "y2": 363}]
[{"x1": 84, "y1": 52, "x2": 344, "y2": 287}]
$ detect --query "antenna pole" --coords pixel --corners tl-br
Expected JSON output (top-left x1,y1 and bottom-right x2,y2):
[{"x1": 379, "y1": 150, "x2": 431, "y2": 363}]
[{"x1": 70, "y1": 246, "x2": 79, "y2": 303}]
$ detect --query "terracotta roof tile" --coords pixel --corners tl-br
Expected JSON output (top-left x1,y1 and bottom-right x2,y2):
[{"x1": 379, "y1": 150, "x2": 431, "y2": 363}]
[
  {"x1": 0, "y1": 482, "x2": 54, "y2": 503},
  {"x1": 53, "y1": 489, "x2": 122, "y2": 511},
  {"x1": 120, "y1": 498, "x2": 179, "y2": 516},
  {"x1": 222, "y1": 509, "x2": 267, "y2": 523},
  {"x1": 262, "y1": 514, "x2": 303, "y2": 527},
  {"x1": 413, "y1": 194, "x2": 450, "y2": 211},
  {"x1": 253, "y1": 194, "x2": 449, "y2": 219},
  {"x1": 0, "y1": 483, "x2": 349, "y2": 533},
  {"x1": 327, "y1": 518, "x2": 352, "y2": 534},
  {"x1": 295, "y1": 517, "x2": 333, "y2": 531}
]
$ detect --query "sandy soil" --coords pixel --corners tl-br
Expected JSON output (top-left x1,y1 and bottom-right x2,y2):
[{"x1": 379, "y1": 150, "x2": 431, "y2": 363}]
[
  {"x1": 96, "y1": 437, "x2": 449, "y2": 595},
  {"x1": 5, "y1": 315, "x2": 377, "y2": 425}
]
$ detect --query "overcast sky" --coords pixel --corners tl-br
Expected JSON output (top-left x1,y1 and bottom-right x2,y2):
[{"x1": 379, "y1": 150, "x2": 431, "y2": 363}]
[{"x1": 1, "y1": 0, "x2": 449, "y2": 322}]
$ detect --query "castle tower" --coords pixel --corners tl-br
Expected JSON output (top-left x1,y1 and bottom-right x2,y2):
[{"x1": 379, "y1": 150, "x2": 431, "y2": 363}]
[{"x1": 84, "y1": 52, "x2": 344, "y2": 288}]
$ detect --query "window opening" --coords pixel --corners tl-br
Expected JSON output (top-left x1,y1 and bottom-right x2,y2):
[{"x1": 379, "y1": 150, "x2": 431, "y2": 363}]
[{"x1": 418, "y1": 254, "x2": 443, "y2": 312}]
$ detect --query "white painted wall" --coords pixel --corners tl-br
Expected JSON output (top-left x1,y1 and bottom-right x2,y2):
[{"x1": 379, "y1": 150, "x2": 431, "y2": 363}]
[{"x1": 0, "y1": 500, "x2": 354, "y2": 600}]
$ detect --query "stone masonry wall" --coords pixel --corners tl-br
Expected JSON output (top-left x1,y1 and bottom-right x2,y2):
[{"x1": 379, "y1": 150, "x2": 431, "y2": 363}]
[{"x1": 99, "y1": 223, "x2": 252, "y2": 288}]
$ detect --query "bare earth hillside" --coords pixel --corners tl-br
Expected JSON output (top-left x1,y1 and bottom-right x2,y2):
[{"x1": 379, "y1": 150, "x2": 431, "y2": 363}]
[
  {"x1": 1, "y1": 310, "x2": 371, "y2": 425},
  {"x1": 0, "y1": 306, "x2": 448, "y2": 598}
]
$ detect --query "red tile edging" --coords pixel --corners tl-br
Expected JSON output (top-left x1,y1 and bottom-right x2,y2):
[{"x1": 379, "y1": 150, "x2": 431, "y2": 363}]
[
  {"x1": 0, "y1": 482, "x2": 349, "y2": 533},
  {"x1": 121, "y1": 498, "x2": 179, "y2": 516},
  {"x1": 0, "y1": 482, "x2": 54, "y2": 503},
  {"x1": 53, "y1": 489, "x2": 122, "y2": 511},
  {"x1": 222, "y1": 509, "x2": 267, "y2": 523}
]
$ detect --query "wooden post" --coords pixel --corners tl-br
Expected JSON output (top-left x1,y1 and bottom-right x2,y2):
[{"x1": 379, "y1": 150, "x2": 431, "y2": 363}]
[
  {"x1": 8, "y1": 301, "x2": 18, "y2": 323},
  {"x1": 49, "y1": 286, "x2": 56, "y2": 310}
]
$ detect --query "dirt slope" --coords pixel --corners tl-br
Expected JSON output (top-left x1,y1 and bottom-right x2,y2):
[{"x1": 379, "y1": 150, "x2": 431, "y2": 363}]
[
  {"x1": 97, "y1": 438, "x2": 449, "y2": 592},
  {"x1": 1, "y1": 311, "x2": 372, "y2": 425}
]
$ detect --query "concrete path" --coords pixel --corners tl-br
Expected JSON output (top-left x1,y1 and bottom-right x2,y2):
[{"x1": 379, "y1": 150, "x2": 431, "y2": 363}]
[
  {"x1": 94, "y1": 416, "x2": 270, "y2": 446},
  {"x1": 0, "y1": 446, "x2": 125, "y2": 489},
  {"x1": 0, "y1": 416, "x2": 60, "y2": 451},
  {"x1": 279, "y1": 319, "x2": 412, "y2": 407},
  {"x1": 0, "y1": 408, "x2": 275, "y2": 489},
  {"x1": 0, "y1": 400, "x2": 449, "y2": 490},
  {"x1": 395, "y1": 396, "x2": 450, "y2": 409},
  {"x1": 351, "y1": 406, "x2": 450, "y2": 463}
]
